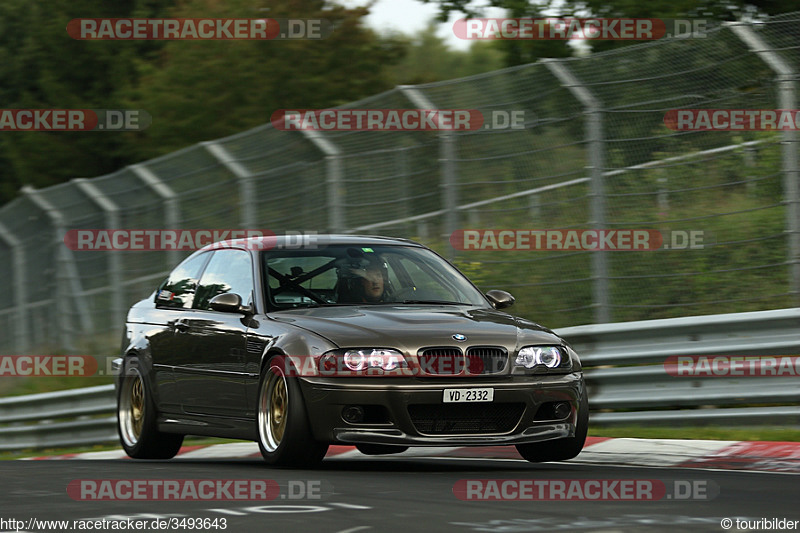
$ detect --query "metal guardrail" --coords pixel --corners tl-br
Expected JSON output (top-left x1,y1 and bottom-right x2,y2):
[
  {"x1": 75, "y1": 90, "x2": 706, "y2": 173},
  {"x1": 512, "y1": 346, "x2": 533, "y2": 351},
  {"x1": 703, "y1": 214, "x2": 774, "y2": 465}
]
[
  {"x1": 559, "y1": 307, "x2": 800, "y2": 366},
  {"x1": 1, "y1": 308, "x2": 799, "y2": 450},
  {"x1": 559, "y1": 307, "x2": 800, "y2": 426},
  {"x1": 0, "y1": 385, "x2": 116, "y2": 451}
]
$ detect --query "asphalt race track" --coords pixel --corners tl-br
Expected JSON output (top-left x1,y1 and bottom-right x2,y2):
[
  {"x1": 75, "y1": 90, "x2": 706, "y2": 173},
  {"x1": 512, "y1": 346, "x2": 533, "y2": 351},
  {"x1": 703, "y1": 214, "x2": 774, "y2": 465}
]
[{"x1": 2, "y1": 453, "x2": 799, "y2": 532}]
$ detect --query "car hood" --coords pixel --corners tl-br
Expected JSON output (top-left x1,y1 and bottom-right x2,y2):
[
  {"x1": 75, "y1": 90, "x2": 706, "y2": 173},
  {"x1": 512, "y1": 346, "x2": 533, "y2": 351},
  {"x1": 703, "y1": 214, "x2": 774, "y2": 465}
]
[{"x1": 269, "y1": 305, "x2": 561, "y2": 353}]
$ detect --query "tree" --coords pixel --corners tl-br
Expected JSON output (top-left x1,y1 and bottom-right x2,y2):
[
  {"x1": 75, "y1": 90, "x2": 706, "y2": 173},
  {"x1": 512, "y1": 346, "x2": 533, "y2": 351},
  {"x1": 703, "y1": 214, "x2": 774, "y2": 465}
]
[
  {"x1": 417, "y1": 0, "x2": 799, "y2": 61},
  {"x1": 0, "y1": 0, "x2": 174, "y2": 204},
  {"x1": 420, "y1": 0, "x2": 799, "y2": 20},
  {"x1": 0, "y1": 0, "x2": 407, "y2": 205},
  {"x1": 388, "y1": 22, "x2": 504, "y2": 85},
  {"x1": 121, "y1": 0, "x2": 407, "y2": 159}
]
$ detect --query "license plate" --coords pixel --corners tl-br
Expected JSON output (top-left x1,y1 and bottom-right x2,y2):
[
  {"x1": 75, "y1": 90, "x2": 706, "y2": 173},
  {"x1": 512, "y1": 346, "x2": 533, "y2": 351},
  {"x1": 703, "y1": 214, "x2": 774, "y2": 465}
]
[{"x1": 443, "y1": 388, "x2": 494, "y2": 403}]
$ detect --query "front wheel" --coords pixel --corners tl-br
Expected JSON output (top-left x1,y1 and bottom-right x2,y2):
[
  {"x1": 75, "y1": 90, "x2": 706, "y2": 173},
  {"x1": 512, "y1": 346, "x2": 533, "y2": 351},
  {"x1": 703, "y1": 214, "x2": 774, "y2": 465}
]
[
  {"x1": 117, "y1": 357, "x2": 183, "y2": 459},
  {"x1": 515, "y1": 392, "x2": 588, "y2": 463},
  {"x1": 256, "y1": 356, "x2": 328, "y2": 467}
]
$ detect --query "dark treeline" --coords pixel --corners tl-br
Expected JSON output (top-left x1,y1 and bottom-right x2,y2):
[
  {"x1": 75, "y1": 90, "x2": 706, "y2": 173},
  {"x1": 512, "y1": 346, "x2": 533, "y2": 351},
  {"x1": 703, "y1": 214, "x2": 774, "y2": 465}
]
[{"x1": 0, "y1": 0, "x2": 792, "y2": 205}]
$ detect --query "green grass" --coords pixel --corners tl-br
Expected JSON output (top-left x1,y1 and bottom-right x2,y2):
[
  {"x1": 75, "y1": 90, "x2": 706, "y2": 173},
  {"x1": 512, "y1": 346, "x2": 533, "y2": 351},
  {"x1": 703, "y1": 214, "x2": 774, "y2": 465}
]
[
  {"x1": 0, "y1": 375, "x2": 115, "y2": 398},
  {"x1": 589, "y1": 426, "x2": 800, "y2": 442}
]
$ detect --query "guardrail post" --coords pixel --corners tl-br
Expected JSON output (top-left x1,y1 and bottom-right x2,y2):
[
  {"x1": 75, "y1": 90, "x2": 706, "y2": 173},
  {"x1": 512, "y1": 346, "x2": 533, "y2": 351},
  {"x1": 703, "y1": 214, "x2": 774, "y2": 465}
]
[
  {"x1": 22, "y1": 186, "x2": 93, "y2": 350},
  {"x1": 544, "y1": 60, "x2": 609, "y2": 323},
  {"x1": 397, "y1": 147, "x2": 413, "y2": 236},
  {"x1": 0, "y1": 222, "x2": 28, "y2": 352},
  {"x1": 73, "y1": 178, "x2": 125, "y2": 332},
  {"x1": 399, "y1": 86, "x2": 459, "y2": 258},
  {"x1": 729, "y1": 22, "x2": 800, "y2": 304},
  {"x1": 300, "y1": 130, "x2": 344, "y2": 233},
  {"x1": 529, "y1": 194, "x2": 541, "y2": 220},
  {"x1": 203, "y1": 141, "x2": 257, "y2": 229},
  {"x1": 129, "y1": 164, "x2": 182, "y2": 269}
]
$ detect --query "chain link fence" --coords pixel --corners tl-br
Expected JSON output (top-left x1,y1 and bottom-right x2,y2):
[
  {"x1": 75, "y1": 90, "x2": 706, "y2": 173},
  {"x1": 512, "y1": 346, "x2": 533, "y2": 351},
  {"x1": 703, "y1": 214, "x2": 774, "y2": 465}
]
[{"x1": 1, "y1": 14, "x2": 800, "y2": 355}]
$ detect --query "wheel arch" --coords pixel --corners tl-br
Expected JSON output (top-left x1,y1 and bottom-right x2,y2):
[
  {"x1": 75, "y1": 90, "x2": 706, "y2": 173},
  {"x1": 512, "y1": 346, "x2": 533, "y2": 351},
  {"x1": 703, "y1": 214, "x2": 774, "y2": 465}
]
[{"x1": 117, "y1": 331, "x2": 160, "y2": 411}]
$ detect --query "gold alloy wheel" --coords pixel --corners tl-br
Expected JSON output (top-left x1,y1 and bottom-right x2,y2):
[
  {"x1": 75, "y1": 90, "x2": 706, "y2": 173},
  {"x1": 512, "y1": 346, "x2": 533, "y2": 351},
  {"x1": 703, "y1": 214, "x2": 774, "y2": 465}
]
[
  {"x1": 269, "y1": 376, "x2": 287, "y2": 444},
  {"x1": 259, "y1": 365, "x2": 289, "y2": 453},
  {"x1": 119, "y1": 367, "x2": 146, "y2": 447},
  {"x1": 130, "y1": 375, "x2": 144, "y2": 439}
]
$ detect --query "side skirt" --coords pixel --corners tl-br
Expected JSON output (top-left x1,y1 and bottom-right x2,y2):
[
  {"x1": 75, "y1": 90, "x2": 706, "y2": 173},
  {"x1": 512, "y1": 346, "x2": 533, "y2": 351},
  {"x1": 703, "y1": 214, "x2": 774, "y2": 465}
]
[{"x1": 157, "y1": 414, "x2": 257, "y2": 440}]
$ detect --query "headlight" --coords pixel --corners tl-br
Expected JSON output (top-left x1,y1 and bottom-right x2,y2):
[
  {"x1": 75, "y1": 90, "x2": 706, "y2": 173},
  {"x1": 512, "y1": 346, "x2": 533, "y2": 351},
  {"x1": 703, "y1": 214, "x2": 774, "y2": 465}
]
[
  {"x1": 515, "y1": 346, "x2": 565, "y2": 369},
  {"x1": 330, "y1": 349, "x2": 407, "y2": 373},
  {"x1": 343, "y1": 351, "x2": 368, "y2": 371}
]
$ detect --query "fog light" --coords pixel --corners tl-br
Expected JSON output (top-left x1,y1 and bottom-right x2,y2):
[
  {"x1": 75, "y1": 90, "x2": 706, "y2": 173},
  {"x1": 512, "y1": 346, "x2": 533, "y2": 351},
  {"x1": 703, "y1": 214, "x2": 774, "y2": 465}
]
[
  {"x1": 553, "y1": 402, "x2": 571, "y2": 419},
  {"x1": 342, "y1": 405, "x2": 364, "y2": 423}
]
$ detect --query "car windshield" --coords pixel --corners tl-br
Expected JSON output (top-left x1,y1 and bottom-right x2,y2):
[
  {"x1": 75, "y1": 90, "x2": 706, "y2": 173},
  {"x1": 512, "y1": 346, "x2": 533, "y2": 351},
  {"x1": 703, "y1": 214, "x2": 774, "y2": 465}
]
[{"x1": 262, "y1": 244, "x2": 488, "y2": 310}]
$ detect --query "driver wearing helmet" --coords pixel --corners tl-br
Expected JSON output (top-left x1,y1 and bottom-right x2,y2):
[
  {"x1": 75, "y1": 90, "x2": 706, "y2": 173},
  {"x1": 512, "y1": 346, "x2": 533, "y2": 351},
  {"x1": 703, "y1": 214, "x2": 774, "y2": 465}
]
[
  {"x1": 336, "y1": 254, "x2": 390, "y2": 303},
  {"x1": 361, "y1": 261, "x2": 385, "y2": 302}
]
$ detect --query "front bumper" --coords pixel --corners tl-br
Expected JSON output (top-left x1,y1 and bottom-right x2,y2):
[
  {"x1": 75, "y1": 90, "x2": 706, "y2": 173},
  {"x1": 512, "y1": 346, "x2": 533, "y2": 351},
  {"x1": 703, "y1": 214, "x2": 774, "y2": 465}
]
[{"x1": 299, "y1": 373, "x2": 585, "y2": 446}]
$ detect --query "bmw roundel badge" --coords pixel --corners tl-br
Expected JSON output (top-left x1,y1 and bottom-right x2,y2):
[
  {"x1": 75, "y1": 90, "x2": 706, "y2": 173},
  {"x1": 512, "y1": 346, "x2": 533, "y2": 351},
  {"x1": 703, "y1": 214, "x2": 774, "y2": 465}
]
[{"x1": 452, "y1": 333, "x2": 467, "y2": 342}]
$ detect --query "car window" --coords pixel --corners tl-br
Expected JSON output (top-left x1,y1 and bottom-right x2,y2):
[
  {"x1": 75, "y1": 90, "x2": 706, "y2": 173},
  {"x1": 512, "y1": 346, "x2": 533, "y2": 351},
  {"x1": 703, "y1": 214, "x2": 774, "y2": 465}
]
[
  {"x1": 267, "y1": 255, "x2": 339, "y2": 305},
  {"x1": 193, "y1": 249, "x2": 254, "y2": 310},
  {"x1": 262, "y1": 245, "x2": 488, "y2": 310},
  {"x1": 155, "y1": 252, "x2": 211, "y2": 309},
  {"x1": 396, "y1": 256, "x2": 459, "y2": 301}
]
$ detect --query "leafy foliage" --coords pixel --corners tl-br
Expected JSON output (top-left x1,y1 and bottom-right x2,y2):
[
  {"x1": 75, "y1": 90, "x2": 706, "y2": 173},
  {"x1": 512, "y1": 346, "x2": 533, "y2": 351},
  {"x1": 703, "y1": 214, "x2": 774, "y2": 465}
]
[{"x1": 0, "y1": 0, "x2": 407, "y2": 204}]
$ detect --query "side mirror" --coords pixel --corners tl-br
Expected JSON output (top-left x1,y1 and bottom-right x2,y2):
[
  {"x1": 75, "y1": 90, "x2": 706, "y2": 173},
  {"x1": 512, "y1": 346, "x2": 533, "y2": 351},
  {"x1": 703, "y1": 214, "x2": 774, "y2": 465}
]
[
  {"x1": 485, "y1": 289, "x2": 515, "y2": 310},
  {"x1": 209, "y1": 293, "x2": 248, "y2": 313}
]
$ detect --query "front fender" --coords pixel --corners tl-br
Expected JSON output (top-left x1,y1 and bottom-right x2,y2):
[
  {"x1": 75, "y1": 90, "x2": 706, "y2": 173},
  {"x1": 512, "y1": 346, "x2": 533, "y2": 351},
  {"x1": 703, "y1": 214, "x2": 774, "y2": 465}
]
[
  {"x1": 258, "y1": 329, "x2": 337, "y2": 378},
  {"x1": 565, "y1": 345, "x2": 583, "y2": 373},
  {"x1": 116, "y1": 324, "x2": 158, "y2": 402}
]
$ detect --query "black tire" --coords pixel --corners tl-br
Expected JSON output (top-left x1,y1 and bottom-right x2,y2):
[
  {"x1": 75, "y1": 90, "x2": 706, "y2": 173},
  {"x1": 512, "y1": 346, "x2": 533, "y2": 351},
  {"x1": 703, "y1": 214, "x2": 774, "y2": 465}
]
[
  {"x1": 117, "y1": 357, "x2": 184, "y2": 459},
  {"x1": 515, "y1": 392, "x2": 589, "y2": 463},
  {"x1": 355, "y1": 444, "x2": 409, "y2": 455},
  {"x1": 256, "y1": 355, "x2": 329, "y2": 467}
]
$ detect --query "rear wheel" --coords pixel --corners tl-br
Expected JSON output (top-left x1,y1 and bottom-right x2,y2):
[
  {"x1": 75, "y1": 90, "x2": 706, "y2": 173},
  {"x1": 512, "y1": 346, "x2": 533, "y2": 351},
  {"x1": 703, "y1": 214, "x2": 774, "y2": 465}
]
[
  {"x1": 117, "y1": 357, "x2": 183, "y2": 459},
  {"x1": 516, "y1": 392, "x2": 588, "y2": 463},
  {"x1": 256, "y1": 356, "x2": 328, "y2": 467}
]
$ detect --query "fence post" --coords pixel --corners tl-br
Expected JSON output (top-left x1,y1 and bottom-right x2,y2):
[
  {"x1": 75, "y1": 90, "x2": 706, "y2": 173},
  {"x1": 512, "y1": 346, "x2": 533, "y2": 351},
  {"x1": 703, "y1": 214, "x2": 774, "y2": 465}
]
[
  {"x1": 73, "y1": 178, "x2": 125, "y2": 332},
  {"x1": 399, "y1": 85, "x2": 459, "y2": 258},
  {"x1": 21, "y1": 186, "x2": 93, "y2": 350},
  {"x1": 544, "y1": 59, "x2": 610, "y2": 323},
  {"x1": 0, "y1": 222, "x2": 28, "y2": 353},
  {"x1": 301, "y1": 130, "x2": 344, "y2": 233},
  {"x1": 397, "y1": 147, "x2": 413, "y2": 237},
  {"x1": 202, "y1": 142, "x2": 257, "y2": 229},
  {"x1": 129, "y1": 164, "x2": 182, "y2": 269},
  {"x1": 729, "y1": 22, "x2": 800, "y2": 304}
]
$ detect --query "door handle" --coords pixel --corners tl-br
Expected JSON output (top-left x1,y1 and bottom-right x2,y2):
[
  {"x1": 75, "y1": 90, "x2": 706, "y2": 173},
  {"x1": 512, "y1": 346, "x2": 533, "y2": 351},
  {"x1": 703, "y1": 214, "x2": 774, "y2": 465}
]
[{"x1": 174, "y1": 320, "x2": 190, "y2": 332}]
